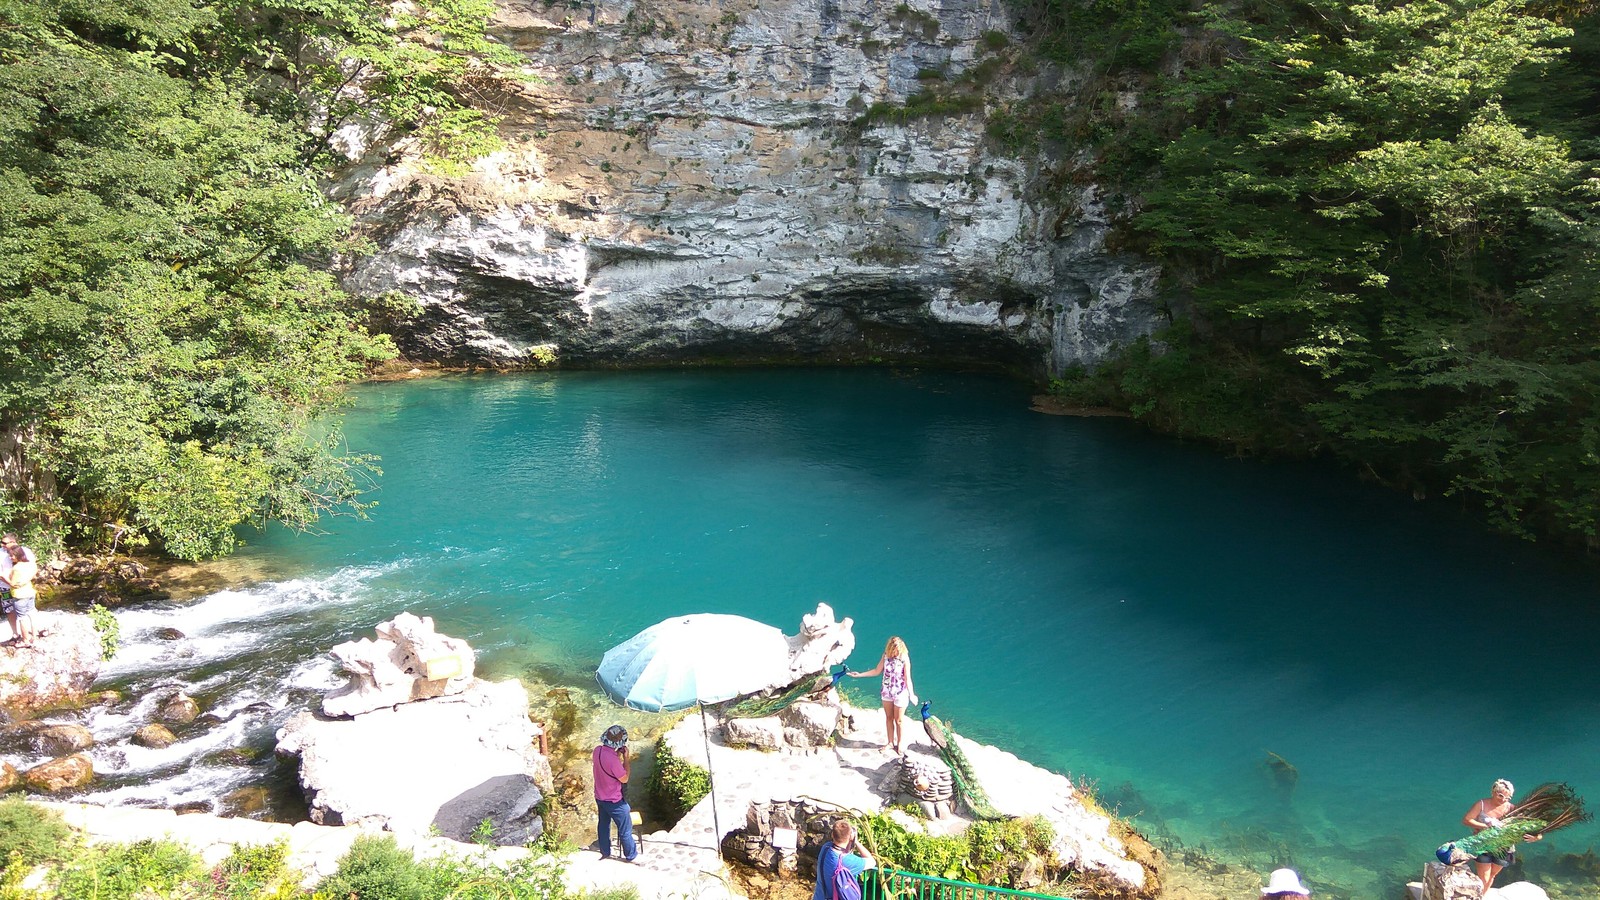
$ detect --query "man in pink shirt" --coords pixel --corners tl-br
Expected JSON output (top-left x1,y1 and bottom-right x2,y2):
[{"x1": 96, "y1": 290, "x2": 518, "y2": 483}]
[{"x1": 592, "y1": 725, "x2": 640, "y2": 861}]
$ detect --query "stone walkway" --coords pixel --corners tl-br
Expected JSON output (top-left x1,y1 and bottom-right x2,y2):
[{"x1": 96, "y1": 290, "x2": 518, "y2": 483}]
[
  {"x1": 638, "y1": 699, "x2": 1147, "y2": 892},
  {"x1": 632, "y1": 704, "x2": 948, "y2": 876},
  {"x1": 31, "y1": 800, "x2": 740, "y2": 900}
]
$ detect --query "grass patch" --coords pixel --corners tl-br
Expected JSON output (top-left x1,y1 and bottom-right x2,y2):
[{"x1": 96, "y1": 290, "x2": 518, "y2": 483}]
[{"x1": 0, "y1": 798, "x2": 74, "y2": 872}]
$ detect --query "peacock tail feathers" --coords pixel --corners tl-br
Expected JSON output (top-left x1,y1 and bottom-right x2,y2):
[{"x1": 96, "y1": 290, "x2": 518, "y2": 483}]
[{"x1": 931, "y1": 715, "x2": 1006, "y2": 821}]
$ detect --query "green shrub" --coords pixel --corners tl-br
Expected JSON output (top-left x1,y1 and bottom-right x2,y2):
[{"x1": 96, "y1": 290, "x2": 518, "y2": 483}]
[
  {"x1": 212, "y1": 840, "x2": 296, "y2": 898},
  {"x1": 318, "y1": 835, "x2": 567, "y2": 900},
  {"x1": 645, "y1": 737, "x2": 710, "y2": 822},
  {"x1": 55, "y1": 839, "x2": 207, "y2": 899},
  {"x1": 90, "y1": 603, "x2": 120, "y2": 660},
  {"x1": 0, "y1": 799, "x2": 73, "y2": 871},
  {"x1": 316, "y1": 835, "x2": 432, "y2": 900},
  {"x1": 858, "y1": 812, "x2": 1062, "y2": 892},
  {"x1": 423, "y1": 852, "x2": 568, "y2": 900}
]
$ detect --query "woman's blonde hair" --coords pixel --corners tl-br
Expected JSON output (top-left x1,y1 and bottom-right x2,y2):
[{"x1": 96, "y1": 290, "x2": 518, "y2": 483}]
[
  {"x1": 1493, "y1": 778, "x2": 1515, "y2": 796},
  {"x1": 883, "y1": 636, "x2": 907, "y2": 658}
]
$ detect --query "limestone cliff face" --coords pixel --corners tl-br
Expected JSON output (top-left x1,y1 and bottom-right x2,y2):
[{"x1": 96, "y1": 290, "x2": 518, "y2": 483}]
[{"x1": 337, "y1": 0, "x2": 1163, "y2": 377}]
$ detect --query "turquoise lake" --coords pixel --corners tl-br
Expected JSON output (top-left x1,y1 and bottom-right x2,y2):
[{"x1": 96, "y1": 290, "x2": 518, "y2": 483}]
[{"x1": 86, "y1": 369, "x2": 1600, "y2": 898}]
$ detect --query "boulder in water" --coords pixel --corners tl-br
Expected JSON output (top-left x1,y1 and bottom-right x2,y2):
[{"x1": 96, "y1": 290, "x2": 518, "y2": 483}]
[
  {"x1": 28, "y1": 723, "x2": 95, "y2": 755},
  {"x1": 220, "y1": 785, "x2": 273, "y2": 817},
  {"x1": 156, "y1": 693, "x2": 200, "y2": 725},
  {"x1": 133, "y1": 724, "x2": 177, "y2": 749},
  {"x1": 23, "y1": 753, "x2": 93, "y2": 792},
  {"x1": 0, "y1": 762, "x2": 18, "y2": 793}
]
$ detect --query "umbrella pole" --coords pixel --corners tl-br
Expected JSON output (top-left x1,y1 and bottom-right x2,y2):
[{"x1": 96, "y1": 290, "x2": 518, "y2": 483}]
[{"x1": 699, "y1": 702, "x2": 723, "y2": 860}]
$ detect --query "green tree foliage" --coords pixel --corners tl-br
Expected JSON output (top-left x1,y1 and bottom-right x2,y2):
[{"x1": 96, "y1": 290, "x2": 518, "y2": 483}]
[
  {"x1": 1060, "y1": 1, "x2": 1600, "y2": 543},
  {"x1": 0, "y1": 0, "x2": 516, "y2": 557},
  {"x1": 210, "y1": 0, "x2": 525, "y2": 169}
]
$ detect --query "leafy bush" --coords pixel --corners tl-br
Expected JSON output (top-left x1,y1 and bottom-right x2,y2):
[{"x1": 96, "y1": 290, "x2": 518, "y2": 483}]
[
  {"x1": 0, "y1": 799, "x2": 73, "y2": 871},
  {"x1": 645, "y1": 736, "x2": 710, "y2": 822},
  {"x1": 316, "y1": 835, "x2": 432, "y2": 900},
  {"x1": 55, "y1": 839, "x2": 207, "y2": 899},
  {"x1": 318, "y1": 834, "x2": 570, "y2": 900},
  {"x1": 857, "y1": 812, "x2": 1061, "y2": 891},
  {"x1": 212, "y1": 840, "x2": 296, "y2": 899}
]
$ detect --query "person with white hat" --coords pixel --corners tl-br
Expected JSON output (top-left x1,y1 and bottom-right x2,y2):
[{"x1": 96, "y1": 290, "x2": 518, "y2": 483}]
[{"x1": 1261, "y1": 867, "x2": 1311, "y2": 898}]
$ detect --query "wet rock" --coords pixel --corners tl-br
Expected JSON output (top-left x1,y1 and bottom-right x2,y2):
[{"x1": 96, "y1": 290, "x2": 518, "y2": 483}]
[
  {"x1": 87, "y1": 690, "x2": 122, "y2": 706},
  {"x1": 153, "y1": 627, "x2": 186, "y2": 641},
  {"x1": 221, "y1": 785, "x2": 273, "y2": 817},
  {"x1": 173, "y1": 800, "x2": 213, "y2": 815},
  {"x1": 30, "y1": 723, "x2": 95, "y2": 755},
  {"x1": 60, "y1": 559, "x2": 101, "y2": 583},
  {"x1": 0, "y1": 762, "x2": 18, "y2": 793},
  {"x1": 195, "y1": 713, "x2": 225, "y2": 729},
  {"x1": 0, "y1": 613, "x2": 105, "y2": 712},
  {"x1": 156, "y1": 693, "x2": 200, "y2": 725},
  {"x1": 23, "y1": 753, "x2": 93, "y2": 792},
  {"x1": 204, "y1": 747, "x2": 258, "y2": 766},
  {"x1": 133, "y1": 724, "x2": 177, "y2": 748}
]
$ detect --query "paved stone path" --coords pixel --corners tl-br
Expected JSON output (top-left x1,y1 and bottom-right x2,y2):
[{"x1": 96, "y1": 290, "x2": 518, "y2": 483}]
[{"x1": 629, "y1": 704, "x2": 936, "y2": 878}]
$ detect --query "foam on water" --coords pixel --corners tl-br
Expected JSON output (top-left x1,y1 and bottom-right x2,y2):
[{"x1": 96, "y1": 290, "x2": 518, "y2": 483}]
[{"x1": 3, "y1": 560, "x2": 424, "y2": 816}]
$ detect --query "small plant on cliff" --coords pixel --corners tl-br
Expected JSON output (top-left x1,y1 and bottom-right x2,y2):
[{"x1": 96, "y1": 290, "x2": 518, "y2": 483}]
[
  {"x1": 89, "y1": 604, "x2": 119, "y2": 660},
  {"x1": 645, "y1": 736, "x2": 710, "y2": 822}
]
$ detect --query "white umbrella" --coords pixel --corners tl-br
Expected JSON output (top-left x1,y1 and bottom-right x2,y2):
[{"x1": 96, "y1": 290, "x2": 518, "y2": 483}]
[
  {"x1": 595, "y1": 613, "x2": 792, "y2": 858},
  {"x1": 596, "y1": 613, "x2": 789, "y2": 712}
]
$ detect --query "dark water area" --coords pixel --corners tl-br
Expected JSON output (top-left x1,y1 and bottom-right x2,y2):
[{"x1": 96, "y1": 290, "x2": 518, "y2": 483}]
[{"x1": 20, "y1": 369, "x2": 1599, "y2": 899}]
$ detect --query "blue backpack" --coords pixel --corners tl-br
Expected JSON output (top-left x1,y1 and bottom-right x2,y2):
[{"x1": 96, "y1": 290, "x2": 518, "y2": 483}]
[{"x1": 829, "y1": 846, "x2": 862, "y2": 900}]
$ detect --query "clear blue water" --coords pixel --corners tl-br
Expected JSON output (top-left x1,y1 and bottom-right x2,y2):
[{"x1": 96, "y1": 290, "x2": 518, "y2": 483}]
[{"x1": 67, "y1": 369, "x2": 1600, "y2": 897}]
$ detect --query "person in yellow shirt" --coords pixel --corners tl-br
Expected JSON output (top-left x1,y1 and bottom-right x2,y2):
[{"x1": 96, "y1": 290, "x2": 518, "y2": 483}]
[{"x1": 1, "y1": 534, "x2": 38, "y2": 648}]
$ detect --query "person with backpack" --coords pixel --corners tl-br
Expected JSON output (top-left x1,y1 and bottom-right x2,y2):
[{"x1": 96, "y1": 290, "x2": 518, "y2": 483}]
[{"x1": 813, "y1": 818, "x2": 874, "y2": 900}]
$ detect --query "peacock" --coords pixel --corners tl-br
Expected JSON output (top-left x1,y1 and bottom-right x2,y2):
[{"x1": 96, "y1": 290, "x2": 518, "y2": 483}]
[
  {"x1": 1436, "y1": 782, "x2": 1590, "y2": 865},
  {"x1": 919, "y1": 701, "x2": 1006, "y2": 821},
  {"x1": 722, "y1": 664, "x2": 849, "y2": 719}
]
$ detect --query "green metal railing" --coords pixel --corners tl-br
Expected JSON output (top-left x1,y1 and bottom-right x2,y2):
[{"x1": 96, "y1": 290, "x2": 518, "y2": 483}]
[{"x1": 863, "y1": 868, "x2": 1073, "y2": 900}]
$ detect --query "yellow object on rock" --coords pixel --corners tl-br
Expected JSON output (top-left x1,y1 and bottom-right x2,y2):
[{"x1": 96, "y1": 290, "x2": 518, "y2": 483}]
[{"x1": 424, "y1": 654, "x2": 462, "y2": 680}]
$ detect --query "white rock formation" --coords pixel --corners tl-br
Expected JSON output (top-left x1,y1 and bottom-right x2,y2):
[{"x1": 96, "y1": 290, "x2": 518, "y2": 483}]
[
  {"x1": 337, "y1": 0, "x2": 1164, "y2": 377},
  {"x1": 322, "y1": 612, "x2": 476, "y2": 717},
  {"x1": 277, "y1": 677, "x2": 551, "y2": 845},
  {"x1": 957, "y1": 734, "x2": 1148, "y2": 891},
  {"x1": 783, "y1": 603, "x2": 855, "y2": 685},
  {"x1": 1489, "y1": 883, "x2": 1550, "y2": 900}
]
